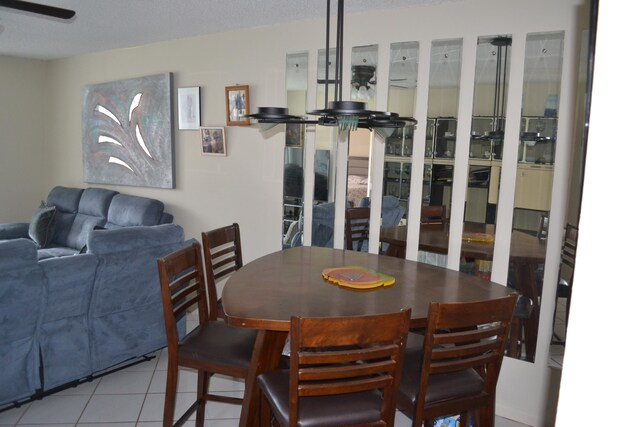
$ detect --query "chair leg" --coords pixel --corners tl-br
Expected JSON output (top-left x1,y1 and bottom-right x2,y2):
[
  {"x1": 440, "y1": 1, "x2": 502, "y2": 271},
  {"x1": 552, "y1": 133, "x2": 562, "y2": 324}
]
[
  {"x1": 477, "y1": 404, "x2": 495, "y2": 427},
  {"x1": 195, "y1": 370, "x2": 210, "y2": 426},
  {"x1": 259, "y1": 391, "x2": 273, "y2": 427},
  {"x1": 163, "y1": 356, "x2": 179, "y2": 427}
]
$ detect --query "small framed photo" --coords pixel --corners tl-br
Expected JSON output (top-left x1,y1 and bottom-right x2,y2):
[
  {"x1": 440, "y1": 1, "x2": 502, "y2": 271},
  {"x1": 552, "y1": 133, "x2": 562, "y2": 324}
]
[
  {"x1": 285, "y1": 123, "x2": 305, "y2": 147},
  {"x1": 178, "y1": 87, "x2": 201, "y2": 130},
  {"x1": 200, "y1": 127, "x2": 226, "y2": 156},
  {"x1": 225, "y1": 85, "x2": 250, "y2": 126}
]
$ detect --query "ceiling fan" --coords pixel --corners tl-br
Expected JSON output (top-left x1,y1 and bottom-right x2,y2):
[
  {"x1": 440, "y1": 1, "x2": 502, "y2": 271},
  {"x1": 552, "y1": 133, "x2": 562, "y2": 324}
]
[{"x1": 0, "y1": 0, "x2": 75, "y2": 20}]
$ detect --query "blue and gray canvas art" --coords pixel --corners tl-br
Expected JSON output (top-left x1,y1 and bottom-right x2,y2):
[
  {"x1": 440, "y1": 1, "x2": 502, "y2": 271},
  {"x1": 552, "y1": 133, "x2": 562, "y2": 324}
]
[{"x1": 82, "y1": 73, "x2": 175, "y2": 188}]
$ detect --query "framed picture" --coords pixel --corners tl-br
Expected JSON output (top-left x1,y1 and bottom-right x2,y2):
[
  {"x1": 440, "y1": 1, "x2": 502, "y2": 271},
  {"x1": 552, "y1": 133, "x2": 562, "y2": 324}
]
[
  {"x1": 285, "y1": 123, "x2": 305, "y2": 147},
  {"x1": 200, "y1": 127, "x2": 226, "y2": 156},
  {"x1": 177, "y1": 87, "x2": 200, "y2": 130},
  {"x1": 225, "y1": 85, "x2": 250, "y2": 126}
]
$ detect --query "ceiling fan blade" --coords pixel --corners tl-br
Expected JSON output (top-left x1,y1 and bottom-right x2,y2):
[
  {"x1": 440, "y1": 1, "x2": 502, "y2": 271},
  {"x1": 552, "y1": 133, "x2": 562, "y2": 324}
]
[{"x1": 0, "y1": 0, "x2": 76, "y2": 19}]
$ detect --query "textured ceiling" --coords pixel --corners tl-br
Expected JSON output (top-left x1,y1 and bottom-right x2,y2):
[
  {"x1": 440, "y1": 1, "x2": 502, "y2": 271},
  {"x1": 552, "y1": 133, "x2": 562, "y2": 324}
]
[{"x1": 0, "y1": 0, "x2": 453, "y2": 60}]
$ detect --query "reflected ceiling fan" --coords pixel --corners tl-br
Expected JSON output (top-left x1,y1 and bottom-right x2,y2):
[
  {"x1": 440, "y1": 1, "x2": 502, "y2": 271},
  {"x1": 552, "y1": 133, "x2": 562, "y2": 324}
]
[{"x1": 0, "y1": 0, "x2": 75, "y2": 19}]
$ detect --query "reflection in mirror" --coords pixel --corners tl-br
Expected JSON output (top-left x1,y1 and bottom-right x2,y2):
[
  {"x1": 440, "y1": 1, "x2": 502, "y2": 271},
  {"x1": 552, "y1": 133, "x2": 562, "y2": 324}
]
[
  {"x1": 283, "y1": 52, "x2": 308, "y2": 249},
  {"x1": 418, "y1": 39, "x2": 462, "y2": 267},
  {"x1": 345, "y1": 45, "x2": 378, "y2": 251},
  {"x1": 465, "y1": 35, "x2": 512, "y2": 226},
  {"x1": 311, "y1": 48, "x2": 338, "y2": 248},
  {"x1": 379, "y1": 41, "x2": 419, "y2": 250},
  {"x1": 507, "y1": 32, "x2": 564, "y2": 363}
]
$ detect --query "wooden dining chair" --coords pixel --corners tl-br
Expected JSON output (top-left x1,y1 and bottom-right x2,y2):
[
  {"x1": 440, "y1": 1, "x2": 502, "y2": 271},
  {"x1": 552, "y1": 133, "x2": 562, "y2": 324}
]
[
  {"x1": 157, "y1": 241, "x2": 256, "y2": 427},
  {"x1": 553, "y1": 224, "x2": 578, "y2": 342},
  {"x1": 257, "y1": 309, "x2": 412, "y2": 427},
  {"x1": 345, "y1": 207, "x2": 370, "y2": 251},
  {"x1": 201, "y1": 223, "x2": 243, "y2": 319},
  {"x1": 420, "y1": 205, "x2": 446, "y2": 225},
  {"x1": 396, "y1": 294, "x2": 517, "y2": 427}
]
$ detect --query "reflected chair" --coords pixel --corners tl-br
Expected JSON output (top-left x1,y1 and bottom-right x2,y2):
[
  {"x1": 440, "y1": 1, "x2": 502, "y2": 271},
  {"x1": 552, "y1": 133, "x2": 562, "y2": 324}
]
[
  {"x1": 157, "y1": 242, "x2": 256, "y2": 427},
  {"x1": 201, "y1": 223, "x2": 243, "y2": 319},
  {"x1": 345, "y1": 207, "x2": 370, "y2": 251},
  {"x1": 420, "y1": 205, "x2": 446, "y2": 225},
  {"x1": 396, "y1": 294, "x2": 517, "y2": 427},
  {"x1": 257, "y1": 309, "x2": 411, "y2": 427},
  {"x1": 553, "y1": 224, "x2": 578, "y2": 342}
]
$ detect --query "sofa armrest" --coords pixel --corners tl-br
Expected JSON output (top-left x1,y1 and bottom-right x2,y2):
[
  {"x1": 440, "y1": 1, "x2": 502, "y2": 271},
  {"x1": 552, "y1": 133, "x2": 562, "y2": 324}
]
[{"x1": 0, "y1": 222, "x2": 29, "y2": 240}]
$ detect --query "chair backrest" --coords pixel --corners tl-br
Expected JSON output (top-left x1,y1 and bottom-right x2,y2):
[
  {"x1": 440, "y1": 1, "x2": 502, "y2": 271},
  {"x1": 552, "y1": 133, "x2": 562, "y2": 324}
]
[
  {"x1": 415, "y1": 294, "x2": 517, "y2": 412},
  {"x1": 559, "y1": 224, "x2": 578, "y2": 284},
  {"x1": 201, "y1": 223, "x2": 243, "y2": 318},
  {"x1": 157, "y1": 242, "x2": 209, "y2": 347},
  {"x1": 288, "y1": 309, "x2": 412, "y2": 426},
  {"x1": 345, "y1": 207, "x2": 370, "y2": 251},
  {"x1": 420, "y1": 205, "x2": 446, "y2": 225}
]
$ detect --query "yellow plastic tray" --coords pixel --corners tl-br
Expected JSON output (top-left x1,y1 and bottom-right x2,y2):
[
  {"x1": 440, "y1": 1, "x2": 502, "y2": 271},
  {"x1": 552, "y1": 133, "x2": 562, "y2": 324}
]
[{"x1": 322, "y1": 266, "x2": 395, "y2": 289}]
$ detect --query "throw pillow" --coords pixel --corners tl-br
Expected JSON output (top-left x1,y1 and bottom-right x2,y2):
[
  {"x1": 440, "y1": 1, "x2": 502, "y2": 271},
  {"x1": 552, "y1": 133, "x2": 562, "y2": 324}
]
[{"x1": 28, "y1": 201, "x2": 57, "y2": 248}]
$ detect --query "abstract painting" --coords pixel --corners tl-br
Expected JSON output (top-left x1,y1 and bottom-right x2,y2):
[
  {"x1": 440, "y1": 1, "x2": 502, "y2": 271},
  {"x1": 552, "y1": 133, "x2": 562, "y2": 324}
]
[{"x1": 82, "y1": 73, "x2": 175, "y2": 188}]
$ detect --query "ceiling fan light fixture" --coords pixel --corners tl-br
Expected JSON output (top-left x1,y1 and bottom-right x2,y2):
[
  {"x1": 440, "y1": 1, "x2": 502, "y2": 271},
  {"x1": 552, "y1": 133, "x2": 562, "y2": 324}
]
[{"x1": 246, "y1": 0, "x2": 416, "y2": 131}]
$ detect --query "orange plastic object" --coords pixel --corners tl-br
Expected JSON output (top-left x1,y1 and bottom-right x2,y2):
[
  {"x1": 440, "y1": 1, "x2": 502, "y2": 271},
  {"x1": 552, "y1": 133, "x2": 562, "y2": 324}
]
[{"x1": 322, "y1": 266, "x2": 395, "y2": 289}]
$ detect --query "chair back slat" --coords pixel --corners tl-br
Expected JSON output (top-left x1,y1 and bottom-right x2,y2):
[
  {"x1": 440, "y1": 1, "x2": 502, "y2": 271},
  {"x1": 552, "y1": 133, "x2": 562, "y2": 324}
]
[
  {"x1": 288, "y1": 310, "x2": 411, "y2": 426},
  {"x1": 202, "y1": 223, "x2": 243, "y2": 318},
  {"x1": 157, "y1": 242, "x2": 209, "y2": 343}
]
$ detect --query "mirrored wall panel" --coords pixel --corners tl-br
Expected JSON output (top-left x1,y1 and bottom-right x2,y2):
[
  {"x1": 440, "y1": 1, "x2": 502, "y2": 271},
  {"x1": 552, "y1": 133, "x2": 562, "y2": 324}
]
[
  {"x1": 456, "y1": 36, "x2": 513, "y2": 284},
  {"x1": 378, "y1": 41, "x2": 419, "y2": 250},
  {"x1": 282, "y1": 52, "x2": 308, "y2": 249},
  {"x1": 508, "y1": 31, "x2": 564, "y2": 363},
  {"x1": 311, "y1": 48, "x2": 338, "y2": 248},
  {"x1": 417, "y1": 39, "x2": 462, "y2": 266},
  {"x1": 346, "y1": 45, "x2": 378, "y2": 230}
]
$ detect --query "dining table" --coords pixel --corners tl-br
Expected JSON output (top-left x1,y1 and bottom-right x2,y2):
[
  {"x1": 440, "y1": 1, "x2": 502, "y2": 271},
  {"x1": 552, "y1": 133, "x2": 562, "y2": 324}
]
[
  {"x1": 380, "y1": 222, "x2": 547, "y2": 362},
  {"x1": 222, "y1": 245, "x2": 513, "y2": 427}
]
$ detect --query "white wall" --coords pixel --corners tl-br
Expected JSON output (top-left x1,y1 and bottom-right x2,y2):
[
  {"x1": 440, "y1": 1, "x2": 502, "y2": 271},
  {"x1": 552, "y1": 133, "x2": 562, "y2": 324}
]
[
  {"x1": 1, "y1": 1, "x2": 589, "y2": 424},
  {"x1": 0, "y1": 56, "x2": 49, "y2": 222},
  {"x1": 556, "y1": 2, "x2": 640, "y2": 424}
]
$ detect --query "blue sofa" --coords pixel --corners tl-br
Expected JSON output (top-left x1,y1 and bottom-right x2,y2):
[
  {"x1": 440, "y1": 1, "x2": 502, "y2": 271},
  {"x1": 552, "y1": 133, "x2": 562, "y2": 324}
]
[{"x1": 0, "y1": 188, "x2": 186, "y2": 408}]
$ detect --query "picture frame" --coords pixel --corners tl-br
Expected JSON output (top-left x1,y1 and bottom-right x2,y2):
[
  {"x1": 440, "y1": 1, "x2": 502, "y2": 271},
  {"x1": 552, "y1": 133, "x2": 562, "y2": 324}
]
[
  {"x1": 200, "y1": 127, "x2": 227, "y2": 156},
  {"x1": 285, "y1": 123, "x2": 305, "y2": 147},
  {"x1": 225, "y1": 85, "x2": 250, "y2": 126},
  {"x1": 177, "y1": 87, "x2": 201, "y2": 130}
]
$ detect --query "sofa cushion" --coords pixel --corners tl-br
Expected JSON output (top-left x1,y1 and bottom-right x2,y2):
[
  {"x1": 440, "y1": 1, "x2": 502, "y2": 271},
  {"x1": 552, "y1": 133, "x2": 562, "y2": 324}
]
[
  {"x1": 105, "y1": 194, "x2": 165, "y2": 228},
  {"x1": 28, "y1": 202, "x2": 57, "y2": 248},
  {"x1": 47, "y1": 186, "x2": 84, "y2": 247},
  {"x1": 65, "y1": 188, "x2": 118, "y2": 250},
  {"x1": 37, "y1": 246, "x2": 79, "y2": 260}
]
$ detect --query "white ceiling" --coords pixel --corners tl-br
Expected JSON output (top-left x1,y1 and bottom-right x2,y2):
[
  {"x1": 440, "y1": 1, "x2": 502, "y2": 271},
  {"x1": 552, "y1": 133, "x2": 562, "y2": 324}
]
[{"x1": 0, "y1": 0, "x2": 451, "y2": 60}]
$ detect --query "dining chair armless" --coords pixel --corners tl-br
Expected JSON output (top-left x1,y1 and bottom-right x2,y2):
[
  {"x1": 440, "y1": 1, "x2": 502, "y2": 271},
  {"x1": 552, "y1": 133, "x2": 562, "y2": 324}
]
[
  {"x1": 157, "y1": 241, "x2": 256, "y2": 427},
  {"x1": 345, "y1": 207, "x2": 370, "y2": 252},
  {"x1": 552, "y1": 223, "x2": 578, "y2": 343},
  {"x1": 396, "y1": 294, "x2": 517, "y2": 427},
  {"x1": 257, "y1": 309, "x2": 412, "y2": 427},
  {"x1": 420, "y1": 205, "x2": 446, "y2": 225},
  {"x1": 201, "y1": 223, "x2": 243, "y2": 319}
]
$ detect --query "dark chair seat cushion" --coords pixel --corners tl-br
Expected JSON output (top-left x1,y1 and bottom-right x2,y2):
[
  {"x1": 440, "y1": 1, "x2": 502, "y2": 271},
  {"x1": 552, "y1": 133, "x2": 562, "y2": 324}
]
[
  {"x1": 398, "y1": 346, "x2": 485, "y2": 406},
  {"x1": 257, "y1": 369, "x2": 384, "y2": 427},
  {"x1": 178, "y1": 320, "x2": 256, "y2": 371}
]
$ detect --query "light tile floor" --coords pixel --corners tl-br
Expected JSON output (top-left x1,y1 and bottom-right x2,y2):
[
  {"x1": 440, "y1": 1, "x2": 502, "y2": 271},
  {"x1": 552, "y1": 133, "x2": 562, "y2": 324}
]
[
  {"x1": 0, "y1": 311, "x2": 531, "y2": 427},
  {"x1": 548, "y1": 298, "x2": 567, "y2": 369},
  {"x1": 0, "y1": 349, "x2": 530, "y2": 427}
]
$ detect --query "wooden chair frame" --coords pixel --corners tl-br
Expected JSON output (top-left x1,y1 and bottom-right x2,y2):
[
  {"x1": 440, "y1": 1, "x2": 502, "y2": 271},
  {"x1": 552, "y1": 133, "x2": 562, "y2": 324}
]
[{"x1": 345, "y1": 207, "x2": 370, "y2": 251}]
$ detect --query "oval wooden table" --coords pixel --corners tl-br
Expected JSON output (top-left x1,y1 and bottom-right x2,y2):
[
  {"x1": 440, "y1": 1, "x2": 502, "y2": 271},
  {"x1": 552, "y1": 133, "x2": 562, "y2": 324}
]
[{"x1": 222, "y1": 246, "x2": 512, "y2": 427}]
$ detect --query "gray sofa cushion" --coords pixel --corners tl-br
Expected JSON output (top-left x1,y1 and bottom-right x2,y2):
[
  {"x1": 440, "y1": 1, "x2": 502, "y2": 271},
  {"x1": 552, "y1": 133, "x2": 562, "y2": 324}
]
[
  {"x1": 105, "y1": 194, "x2": 165, "y2": 228},
  {"x1": 47, "y1": 186, "x2": 84, "y2": 247},
  {"x1": 65, "y1": 188, "x2": 117, "y2": 250},
  {"x1": 28, "y1": 202, "x2": 57, "y2": 248}
]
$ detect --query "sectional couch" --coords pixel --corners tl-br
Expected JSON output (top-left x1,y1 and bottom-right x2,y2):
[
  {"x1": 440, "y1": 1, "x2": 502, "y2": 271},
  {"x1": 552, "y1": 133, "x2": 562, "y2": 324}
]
[{"x1": 0, "y1": 187, "x2": 186, "y2": 408}]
